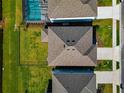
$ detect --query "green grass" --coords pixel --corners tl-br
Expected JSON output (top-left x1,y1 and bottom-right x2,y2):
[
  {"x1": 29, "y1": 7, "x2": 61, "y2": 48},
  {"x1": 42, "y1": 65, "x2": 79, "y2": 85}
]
[
  {"x1": 28, "y1": 67, "x2": 51, "y2": 92},
  {"x1": 95, "y1": 60, "x2": 112, "y2": 71},
  {"x1": 98, "y1": 0, "x2": 112, "y2": 6},
  {"x1": 0, "y1": 29, "x2": 3, "y2": 64},
  {"x1": 2, "y1": 0, "x2": 51, "y2": 93},
  {"x1": 116, "y1": 0, "x2": 121, "y2": 4},
  {"x1": 0, "y1": 29, "x2": 3, "y2": 92},
  {"x1": 117, "y1": 85, "x2": 120, "y2": 93},
  {"x1": 93, "y1": 19, "x2": 112, "y2": 47},
  {"x1": 116, "y1": 20, "x2": 120, "y2": 46},
  {"x1": 98, "y1": 84, "x2": 113, "y2": 93},
  {"x1": 16, "y1": 0, "x2": 22, "y2": 26},
  {"x1": 18, "y1": 66, "x2": 51, "y2": 93},
  {"x1": 116, "y1": 61, "x2": 120, "y2": 69},
  {"x1": 2, "y1": 0, "x2": 19, "y2": 92},
  {"x1": 103, "y1": 84, "x2": 113, "y2": 93},
  {"x1": 20, "y1": 26, "x2": 48, "y2": 65}
]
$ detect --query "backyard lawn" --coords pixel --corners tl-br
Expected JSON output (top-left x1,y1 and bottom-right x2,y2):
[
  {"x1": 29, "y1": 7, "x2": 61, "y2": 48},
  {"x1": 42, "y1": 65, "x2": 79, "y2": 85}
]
[
  {"x1": 2, "y1": 0, "x2": 51, "y2": 93},
  {"x1": 20, "y1": 26, "x2": 48, "y2": 65},
  {"x1": 18, "y1": 66, "x2": 51, "y2": 93}
]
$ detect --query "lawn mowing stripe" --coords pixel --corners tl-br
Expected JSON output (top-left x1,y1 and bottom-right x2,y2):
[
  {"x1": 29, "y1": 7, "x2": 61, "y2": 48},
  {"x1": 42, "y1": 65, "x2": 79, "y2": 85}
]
[{"x1": 3, "y1": 0, "x2": 19, "y2": 92}]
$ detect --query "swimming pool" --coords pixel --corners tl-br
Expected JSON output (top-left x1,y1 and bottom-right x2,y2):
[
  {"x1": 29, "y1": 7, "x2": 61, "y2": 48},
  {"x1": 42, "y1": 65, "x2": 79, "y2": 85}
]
[{"x1": 24, "y1": 0, "x2": 47, "y2": 22}]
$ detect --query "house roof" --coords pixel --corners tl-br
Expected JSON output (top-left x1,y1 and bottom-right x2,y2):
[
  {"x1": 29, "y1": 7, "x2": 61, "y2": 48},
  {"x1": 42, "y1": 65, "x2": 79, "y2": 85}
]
[
  {"x1": 52, "y1": 71, "x2": 96, "y2": 93},
  {"x1": 41, "y1": 22, "x2": 93, "y2": 43},
  {"x1": 48, "y1": 26, "x2": 97, "y2": 66},
  {"x1": 48, "y1": 0, "x2": 97, "y2": 18},
  {"x1": 42, "y1": 28, "x2": 48, "y2": 42}
]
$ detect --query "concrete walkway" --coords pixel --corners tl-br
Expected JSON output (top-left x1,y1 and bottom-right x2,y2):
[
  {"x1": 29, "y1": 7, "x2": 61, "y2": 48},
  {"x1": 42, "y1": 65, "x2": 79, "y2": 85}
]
[
  {"x1": 113, "y1": 4, "x2": 120, "y2": 20},
  {"x1": 97, "y1": 7, "x2": 113, "y2": 19},
  {"x1": 113, "y1": 46, "x2": 120, "y2": 61},
  {"x1": 97, "y1": 48, "x2": 113, "y2": 60},
  {"x1": 97, "y1": 6, "x2": 120, "y2": 20},
  {"x1": 95, "y1": 70, "x2": 120, "y2": 85}
]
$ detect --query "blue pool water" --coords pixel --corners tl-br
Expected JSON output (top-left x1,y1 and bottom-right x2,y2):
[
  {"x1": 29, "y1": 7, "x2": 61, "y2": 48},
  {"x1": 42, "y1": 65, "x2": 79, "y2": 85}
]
[{"x1": 25, "y1": 0, "x2": 45, "y2": 22}]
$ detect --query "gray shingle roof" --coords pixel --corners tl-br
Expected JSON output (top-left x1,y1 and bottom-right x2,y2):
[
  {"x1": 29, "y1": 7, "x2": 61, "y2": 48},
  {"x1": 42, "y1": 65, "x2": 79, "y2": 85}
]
[
  {"x1": 52, "y1": 71, "x2": 96, "y2": 93},
  {"x1": 42, "y1": 29, "x2": 48, "y2": 42},
  {"x1": 48, "y1": 26, "x2": 97, "y2": 66},
  {"x1": 48, "y1": 0, "x2": 97, "y2": 18}
]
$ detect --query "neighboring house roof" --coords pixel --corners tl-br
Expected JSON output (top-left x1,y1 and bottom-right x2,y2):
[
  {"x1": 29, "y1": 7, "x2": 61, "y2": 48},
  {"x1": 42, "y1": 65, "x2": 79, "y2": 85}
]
[
  {"x1": 52, "y1": 70, "x2": 96, "y2": 93},
  {"x1": 48, "y1": 26, "x2": 97, "y2": 66},
  {"x1": 48, "y1": 0, "x2": 97, "y2": 18}
]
